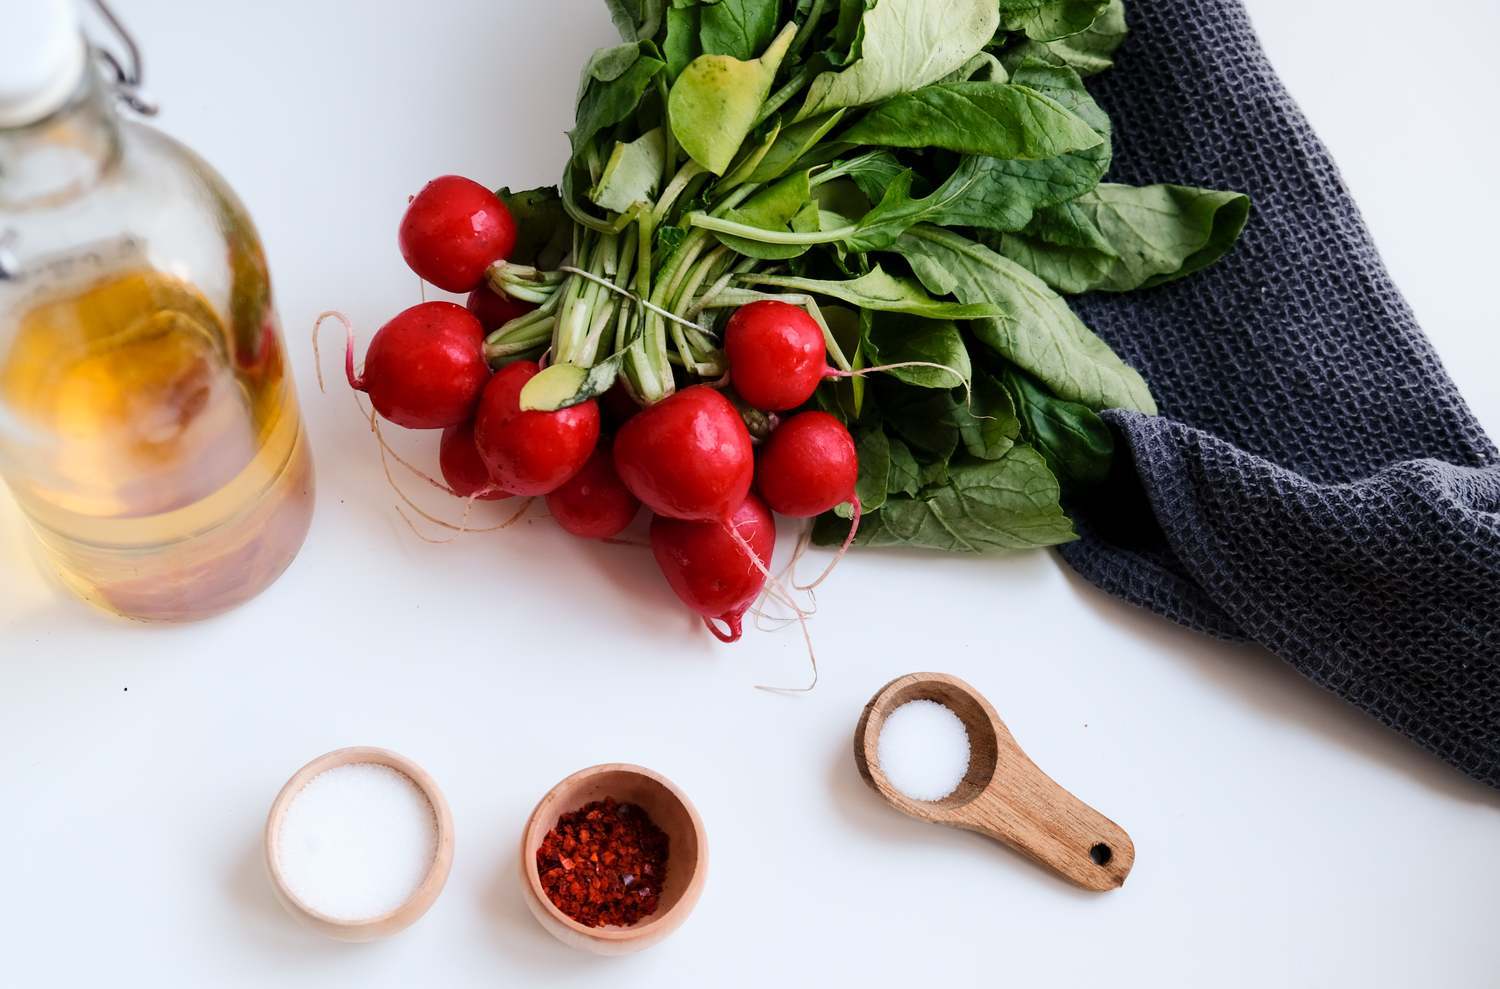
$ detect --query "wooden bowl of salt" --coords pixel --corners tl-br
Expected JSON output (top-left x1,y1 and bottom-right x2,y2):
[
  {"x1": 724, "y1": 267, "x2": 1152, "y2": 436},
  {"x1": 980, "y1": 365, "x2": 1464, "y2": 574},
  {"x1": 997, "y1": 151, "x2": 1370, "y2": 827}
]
[
  {"x1": 264, "y1": 746, "x2": 455, "y2": 941},
  {"x1": 855, "y1": 672, "x2": 1134, "y2": 891},
  {"x1": 520, "y1": 763, "x2": 707, "y2": 955}
]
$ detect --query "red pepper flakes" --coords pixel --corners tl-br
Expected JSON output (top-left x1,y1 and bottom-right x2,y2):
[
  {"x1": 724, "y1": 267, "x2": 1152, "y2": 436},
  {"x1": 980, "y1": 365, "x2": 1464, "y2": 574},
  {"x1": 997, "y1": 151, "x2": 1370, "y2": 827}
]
[{"x1": 536, "y1": 797, "x2": 669, "y2": 928}]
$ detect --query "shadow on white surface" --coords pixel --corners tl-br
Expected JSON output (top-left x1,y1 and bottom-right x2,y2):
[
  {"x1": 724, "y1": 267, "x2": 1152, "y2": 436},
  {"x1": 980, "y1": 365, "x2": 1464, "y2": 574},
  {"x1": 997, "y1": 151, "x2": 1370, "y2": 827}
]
[
  {"x1": 226, "y1": 841, "x2": 358, "y2": 959},
  {"x1": 482, "y1": 847, "x2": 583, "y2": 968},
  {"x1": 1055, "y1": 564, "x2": 1500, "y2": 809}
]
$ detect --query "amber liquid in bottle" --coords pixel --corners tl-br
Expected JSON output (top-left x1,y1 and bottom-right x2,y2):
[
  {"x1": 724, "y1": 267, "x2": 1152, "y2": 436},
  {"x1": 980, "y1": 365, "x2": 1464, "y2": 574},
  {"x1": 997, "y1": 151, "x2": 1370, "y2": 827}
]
[
  {"x1": 1, "y1": 50, "x2": 315, "y2": 621},
  {"x1": 1, "y1": 253, "x2": 313, "y2": 621}
]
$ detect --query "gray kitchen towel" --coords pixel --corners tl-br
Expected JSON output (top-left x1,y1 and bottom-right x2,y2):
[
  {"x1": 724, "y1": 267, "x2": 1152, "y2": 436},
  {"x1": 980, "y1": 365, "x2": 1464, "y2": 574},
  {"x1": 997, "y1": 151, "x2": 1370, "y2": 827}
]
[{"x1": 1058, "y1": 0, "x2": 1500, "y2": 787}]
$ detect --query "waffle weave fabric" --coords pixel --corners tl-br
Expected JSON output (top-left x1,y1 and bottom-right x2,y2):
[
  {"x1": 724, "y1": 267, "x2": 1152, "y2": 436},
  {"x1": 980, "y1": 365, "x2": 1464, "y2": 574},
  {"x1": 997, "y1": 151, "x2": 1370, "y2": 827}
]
[{"x1": 1056, "y1": 0, "x2": 1500, "y2": 787}]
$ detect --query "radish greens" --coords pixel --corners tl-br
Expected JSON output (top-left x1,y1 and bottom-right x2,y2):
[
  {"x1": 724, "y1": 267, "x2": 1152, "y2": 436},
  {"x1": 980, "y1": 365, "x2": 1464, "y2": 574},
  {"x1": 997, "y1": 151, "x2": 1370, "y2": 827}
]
[{"x1": 481, "y1": 0, "x2": 1248, "y2": 554}]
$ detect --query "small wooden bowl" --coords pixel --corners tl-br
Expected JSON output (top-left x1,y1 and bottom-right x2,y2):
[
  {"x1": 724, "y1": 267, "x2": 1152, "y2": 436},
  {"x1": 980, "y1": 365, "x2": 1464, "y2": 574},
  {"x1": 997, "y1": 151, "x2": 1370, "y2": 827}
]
[
  {"x1": 520, "y1": 764, "x2": 707, "y2": 955},
  {"x1": 264, "y1": 746, "x2": 455, "y2": 942},
  {"x1": 855, "y1": 672, "x2": 1134, "y2": 891}
]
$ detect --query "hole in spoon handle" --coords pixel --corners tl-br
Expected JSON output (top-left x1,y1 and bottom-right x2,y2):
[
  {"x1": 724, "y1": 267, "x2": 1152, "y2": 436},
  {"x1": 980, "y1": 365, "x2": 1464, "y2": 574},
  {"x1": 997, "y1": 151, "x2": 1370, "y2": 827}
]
[{"x1": 966, "y1": 753, "x2": 1135, "y2": 892}]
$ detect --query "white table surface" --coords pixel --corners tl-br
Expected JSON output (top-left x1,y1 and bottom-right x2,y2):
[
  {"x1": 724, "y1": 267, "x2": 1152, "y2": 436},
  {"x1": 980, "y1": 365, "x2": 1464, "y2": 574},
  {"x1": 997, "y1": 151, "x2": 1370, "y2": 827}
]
[{"x1": 3, "y1": 2, "x2": 1498, "y2": 986}]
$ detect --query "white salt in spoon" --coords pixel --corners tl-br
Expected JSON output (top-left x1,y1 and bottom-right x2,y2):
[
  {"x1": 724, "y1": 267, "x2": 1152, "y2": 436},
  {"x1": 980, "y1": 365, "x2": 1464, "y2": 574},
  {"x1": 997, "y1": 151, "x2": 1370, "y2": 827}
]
[{"x1": 854, "y1": 672, "x2": 1134, "y2": 891}]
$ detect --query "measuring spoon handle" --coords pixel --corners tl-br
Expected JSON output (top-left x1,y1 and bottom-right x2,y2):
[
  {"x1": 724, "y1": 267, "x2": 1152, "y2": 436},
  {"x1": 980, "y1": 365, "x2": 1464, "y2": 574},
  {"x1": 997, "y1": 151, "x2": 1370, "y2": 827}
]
[{"x1": 959, "y1": 744, "x2": 1134, "y2": 891}]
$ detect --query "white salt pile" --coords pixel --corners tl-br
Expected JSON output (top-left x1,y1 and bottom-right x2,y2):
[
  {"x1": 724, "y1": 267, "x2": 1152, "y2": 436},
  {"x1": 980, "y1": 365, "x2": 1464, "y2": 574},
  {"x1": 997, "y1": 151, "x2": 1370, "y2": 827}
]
[
  {"x1": 276, "y1": 763, "x2": 438, "y2": 921},
  {"x1": 877, "y1": 699, "x2": 972, "y2": 801}
]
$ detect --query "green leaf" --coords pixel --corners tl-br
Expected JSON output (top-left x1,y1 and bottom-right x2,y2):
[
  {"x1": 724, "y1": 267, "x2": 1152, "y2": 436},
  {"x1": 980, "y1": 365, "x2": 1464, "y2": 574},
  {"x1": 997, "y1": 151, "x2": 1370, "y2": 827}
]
[
  {"x1": 1003, "y1": 0, "x2": 1127, "y2": 77},
  {"x1": 746, "y1": 266, "x2": 1006, "y2": 321},
  {"x1": 664, "y1": 7, "x2": 703, "y2": 80},
  {"x1": 797, "y1": 0, "x2": 1001, "y2": 120},
  {"x1": 572, "y1": 48, "x2": 667, "y2": 160},
  {"x1": 891, "y1": 225, "x2": 1156, "y2": 413},
  {"x1": 878, "y1": 378, "x2": 1018, "y2": 462},
  {"x1": 604, "y1": 0, "x2": 666, "y2": 42},
  {"x1": 1002, "y1": 365, "x2": 1115, "y2": 488},
  {"x1": 837, "y1": 426, "x2": 891, "y2": 518},
  {"x1": 864, "y1": 312, "x2": 970, "y2": 389},
  {"x1": 713, "y1": 170, "x2": 821, "y2": 260},
  {"x1": 743, "y1": 110, "x2": 848, "y2": 184},
  {"x1": 883, "y1": 389, "x2": 960, "y2": 458},
  {"x1": 997, "y1": 0, "x2": 1110, "y2": 42},
  {"x1": 733, "y1": 170, "x2": 813, "y2": 227},
  {"x1": 838, "y1": 81, "x2": 1104, "y2": 159},
  {"x1": 942, "y1": 51, "x2": 1009, "y2": 84},
  {"x1": 847, "y1": 150, "x2": 1112, "y2": 251},
  {"x1": 851, "y1": 447, "x2": 1077, "y2": 552},
  {"x1": 719, "y1": 120, "x2": 782, "y2": 187},
  {"x1": 886, "y1": 436, "x2": 922, "y2": 496},
  {"x1": 918, "y1": 458, "x2": 950, "y2": 488},
  {"x1": 839, "y1": 150, "x2": 907, "y2": 204},
  {"x1": 699, "y1": 0, "x2": 780, "y2": 60},
  {"x1": 669, "y1": 23, "x2": 796, "y2": 174},
  {"x1": 497, "y1": 186, "x2": 569, "y2": 268},
  {"x1": 519, "y1": 355, "x2": 622, "y2": 411},
  {"x1": 957, "y1": 371, "x2": 1020, "y2": 460},
  {"x1": 826, "y1": 0, "x2": 873, "y2": 67},
  {"x1": 944, "y1": 60, "x2": 1111, "y2": 224},
  {"x1": 656, "y1": 223, "x2": 689, "y2": 262},
  {"x1": 590, "y1": 128, "x2": 667, "y2": 213},
  {"x1": 996, "y1": 182, "x2": 1251, "y2": 293},
  {"x1": 579, "y1": 42, "x2": 647, "y2": 101}
]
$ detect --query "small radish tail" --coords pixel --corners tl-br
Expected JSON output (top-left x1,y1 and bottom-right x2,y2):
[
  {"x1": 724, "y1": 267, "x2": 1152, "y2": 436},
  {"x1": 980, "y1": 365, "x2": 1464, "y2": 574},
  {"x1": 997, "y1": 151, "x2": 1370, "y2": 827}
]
[
  {"x1": 826, "y1": 360, "x2": 963, "y2": 381},
  {"x1": 366, "y1": 404, "x2": 515, "y2": 503},
  {"x1": 719, "y1": 516, "x2": 820, "y2": 692},
  {"x1": 705, "y1": 612, "x2": 745, "y2": 643},
  {"x1": 398, "y1": 493, "x2": 478, "y2": 545},
  {"x1": 373, "y1": 423, "x2": 465, "y2": 497},
  {"x1": 750, "y1": 606, "x2": 797, "y2": 632},
  {"x1": 370, "y1": 408, "x2": 532, "y2": 534},
  {"x1": 793, "y1": 498, "x2": 860, "y2": 592},
  {"x1": 826, "y1": 360, "x2": 972, "y2": 409},
  {"x1": 753, "y1": 579, "x2": 819, "y2": 693},
  {"x1": 311, "y1": 310, "x2": 365, "y2": 394}
]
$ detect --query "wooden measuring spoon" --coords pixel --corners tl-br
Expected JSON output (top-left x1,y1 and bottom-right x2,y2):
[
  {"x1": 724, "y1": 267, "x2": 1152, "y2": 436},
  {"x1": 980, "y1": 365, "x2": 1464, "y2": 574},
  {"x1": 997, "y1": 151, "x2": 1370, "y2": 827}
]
[{"x1": 853, "y1": 672, "x2": 1134, "y2": 891}]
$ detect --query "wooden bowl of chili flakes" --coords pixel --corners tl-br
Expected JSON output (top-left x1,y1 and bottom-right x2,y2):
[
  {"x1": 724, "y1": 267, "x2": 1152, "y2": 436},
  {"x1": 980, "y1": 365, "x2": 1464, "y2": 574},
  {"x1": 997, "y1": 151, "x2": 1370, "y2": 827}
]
[{"x1": 520, "y1": 763, "x2": 708, "y2": 954}]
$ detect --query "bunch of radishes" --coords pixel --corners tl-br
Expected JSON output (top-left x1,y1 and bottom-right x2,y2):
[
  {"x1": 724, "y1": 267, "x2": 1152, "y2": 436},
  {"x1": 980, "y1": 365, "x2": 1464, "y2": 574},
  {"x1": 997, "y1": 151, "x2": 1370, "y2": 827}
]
[{"x1": 342, "y1": 175, "x2": 858, "y2": 643}]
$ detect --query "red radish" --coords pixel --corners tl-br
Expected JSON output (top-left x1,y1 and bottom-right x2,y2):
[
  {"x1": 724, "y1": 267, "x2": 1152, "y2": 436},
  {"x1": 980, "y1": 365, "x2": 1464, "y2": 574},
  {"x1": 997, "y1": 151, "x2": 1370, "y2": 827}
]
[
  {"x1": 724, "y1": 300, "x2": 825, "y2": 411},
  {"x1": 440, "y1": 421, "x2": 511, "y2": 501},
  {"x1": 724, "y1": 300, "x2": 967, "y2": 413},
  {"x1": 399, "y1": 175, "x2": 517, "y2": 293},
  {"x1": 346, "y1": 301, "x2": 489, "y2": 429},
  {"x1": 756, "y1": 411, "x2": 859, "y2": 517},
  {"x1": 466, "y1": 283, "x2": 536, "y2": 333},
  {"x1": 473, "y1": 361, "x2": 600, "y2": 496},
  {"x1": 613, "y1": 386, "x2": 754, "y2": 521},
  {"x1": 545, "y1": 444, "x2": 640, "y2": 539},
  {"x1": 651, "y1": 494, "x2": 776, "y2": 643}
]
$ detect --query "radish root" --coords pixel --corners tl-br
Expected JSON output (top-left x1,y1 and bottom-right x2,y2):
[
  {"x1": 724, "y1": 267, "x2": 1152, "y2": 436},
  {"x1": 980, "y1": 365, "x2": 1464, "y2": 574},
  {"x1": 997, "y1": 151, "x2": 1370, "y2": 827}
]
[
  {"x1": 369, "y1": 408, "x2": 529, "y2": 535},
  {"x1": 792, "y1": 498, "x2": 861, "y2": 592},
  {"x1": 720, "y1": 516, "x2": 819, "y2": 692},
  {"x1": 311, "y1": 310, "x2": 363, "y2": 394},
  {"x1": 827, "y1": 361, "x2": 975, "y2": 410},
  {"x1": 753, "y1": 579, "x2": 819, "y2": 693}
]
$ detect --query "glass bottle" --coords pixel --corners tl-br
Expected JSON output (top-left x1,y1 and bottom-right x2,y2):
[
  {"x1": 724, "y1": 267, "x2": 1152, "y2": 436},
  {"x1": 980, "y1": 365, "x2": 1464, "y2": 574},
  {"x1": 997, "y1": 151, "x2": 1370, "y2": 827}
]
[{"x1": 0, "y1": 1, "x2": 314, "y2": 621}]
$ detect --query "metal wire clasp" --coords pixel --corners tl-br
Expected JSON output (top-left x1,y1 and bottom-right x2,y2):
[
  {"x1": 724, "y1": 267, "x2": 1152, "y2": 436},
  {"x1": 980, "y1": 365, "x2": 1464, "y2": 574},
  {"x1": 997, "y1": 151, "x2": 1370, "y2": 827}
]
[{"x1": 87, "y1": 0, "x2": 159, "y2": 117}]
